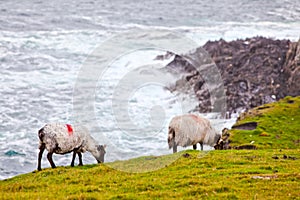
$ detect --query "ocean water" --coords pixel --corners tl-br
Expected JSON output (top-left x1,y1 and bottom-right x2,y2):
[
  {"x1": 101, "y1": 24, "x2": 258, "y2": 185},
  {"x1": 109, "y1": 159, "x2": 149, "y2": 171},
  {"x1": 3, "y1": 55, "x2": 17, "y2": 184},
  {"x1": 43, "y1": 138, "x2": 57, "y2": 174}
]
[{"x1": 0, "y1": 0, "x2": 299, "y2": 179}]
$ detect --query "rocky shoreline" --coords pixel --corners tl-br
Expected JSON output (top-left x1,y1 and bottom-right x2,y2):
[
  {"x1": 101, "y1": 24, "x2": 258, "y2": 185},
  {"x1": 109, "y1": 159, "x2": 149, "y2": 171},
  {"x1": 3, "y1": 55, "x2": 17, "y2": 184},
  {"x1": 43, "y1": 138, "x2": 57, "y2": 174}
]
[{"x1": 164, "y1": 37, "x2": 300, "y2": 117}]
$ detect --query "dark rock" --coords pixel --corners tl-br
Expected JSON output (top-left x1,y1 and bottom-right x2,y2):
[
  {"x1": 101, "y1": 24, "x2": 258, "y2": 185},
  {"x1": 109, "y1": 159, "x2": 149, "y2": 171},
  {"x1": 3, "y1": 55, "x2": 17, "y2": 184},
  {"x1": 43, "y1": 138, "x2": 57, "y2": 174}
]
[
  {"x1": 182, "y1": 153, "x2": 190, "y2": 158},
  {"x1": 288, "y1": 156, "x2": 297, "y2": 160},
  {"x1": 154, "y1": 51, "x2": 175, "y2": 60},
  {"x1": 282, "y1": 155, "x2": 297, "y2": 160},
  {"x1": 282, "y1": 40, "x2": 300, "y2": 97},
  {"x1": 164, "y1": 37, "x2": 300, "y2": 115},
  {"x1": 272, "y1": 155, "x2": 297, "y2": 160},
  {"x1": 234, "y1": 144, "x2": 257, "y2": 150},
  {"x1": 257, "y1": 105, "x2": 271, "y2": 110},
  {"x1": 232, "y1": 122, "x2": 257, "y2": 130}
]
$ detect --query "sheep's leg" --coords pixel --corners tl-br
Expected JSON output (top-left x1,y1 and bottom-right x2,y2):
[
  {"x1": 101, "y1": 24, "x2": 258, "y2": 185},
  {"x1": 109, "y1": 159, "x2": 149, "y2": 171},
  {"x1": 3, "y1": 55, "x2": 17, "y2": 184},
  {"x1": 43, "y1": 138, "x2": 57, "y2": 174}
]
[
  {"x1": 77, "y1": 152, "x2": 83, "y2": 166},
  {"x1": 71, "y1": 151, "x2": 76, "y2": 167},
  {"x1": 172, "y1": 136, "x2": 177, "y2": 153},
  {"x1": 47, "y1": 152, "x2": 56, "y2": 168},
  {"x1": 173, "y1": 145, "x2": 177, "y2": 153},
  {"x1": 37, "y1": 143, "x2": 45, "y2": 171},
  {"x1": 193, "y1": 144, "x2": 197, "y2": 150},
  {"x1": 200, "y1": 142, "x2": 203, "y2": 151}
]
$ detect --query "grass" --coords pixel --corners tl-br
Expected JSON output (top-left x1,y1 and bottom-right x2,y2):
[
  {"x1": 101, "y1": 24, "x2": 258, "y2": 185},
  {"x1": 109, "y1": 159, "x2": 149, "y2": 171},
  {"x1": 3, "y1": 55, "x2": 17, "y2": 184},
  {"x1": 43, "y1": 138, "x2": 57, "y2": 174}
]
[
  {"x1": 0, "y1": 96, "x2": 299, "y2": 199},
  {"x1": 0, "y1": 149, "x2": 299, "y2": 199},
  {"x1": 228, "y1": 96, "x2": 300, "y2": 149}
]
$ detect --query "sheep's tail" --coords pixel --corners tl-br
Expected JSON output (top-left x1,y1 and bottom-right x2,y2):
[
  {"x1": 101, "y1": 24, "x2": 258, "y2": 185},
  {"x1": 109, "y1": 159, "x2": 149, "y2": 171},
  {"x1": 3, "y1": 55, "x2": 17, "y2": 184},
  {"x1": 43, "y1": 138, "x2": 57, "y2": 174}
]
[{"x1": 38, "y1": 127, "x2": 45, "y2": 142}]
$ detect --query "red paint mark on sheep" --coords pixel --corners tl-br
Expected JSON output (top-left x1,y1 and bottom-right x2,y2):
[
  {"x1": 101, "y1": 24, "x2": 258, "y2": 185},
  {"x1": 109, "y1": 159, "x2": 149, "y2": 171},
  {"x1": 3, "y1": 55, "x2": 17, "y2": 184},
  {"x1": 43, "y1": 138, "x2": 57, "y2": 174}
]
[
  {"x1": 189, "y1": 114, "x2": 202, "y2": 123},
  {"x1": 66, "y1": 124, "x2": 73, "y2": 136}
]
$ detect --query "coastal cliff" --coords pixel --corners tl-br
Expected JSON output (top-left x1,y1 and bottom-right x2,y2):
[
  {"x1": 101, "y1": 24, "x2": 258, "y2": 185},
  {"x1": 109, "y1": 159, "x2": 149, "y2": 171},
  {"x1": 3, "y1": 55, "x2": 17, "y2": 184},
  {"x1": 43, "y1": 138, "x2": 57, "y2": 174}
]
[{"x1": 165, "y1": 37, "x2": 300, "y2": 116}]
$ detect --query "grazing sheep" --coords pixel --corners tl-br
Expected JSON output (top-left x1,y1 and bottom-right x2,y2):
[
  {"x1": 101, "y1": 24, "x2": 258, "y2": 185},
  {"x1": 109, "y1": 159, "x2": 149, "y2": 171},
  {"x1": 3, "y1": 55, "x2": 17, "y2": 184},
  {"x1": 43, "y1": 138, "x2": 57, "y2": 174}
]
[
  {"x1": 37, "y1": 123, "x2": 106, "y2": 171},
  {"x1": 168, "y1": 114, "x2": 222, "y2": 153}
]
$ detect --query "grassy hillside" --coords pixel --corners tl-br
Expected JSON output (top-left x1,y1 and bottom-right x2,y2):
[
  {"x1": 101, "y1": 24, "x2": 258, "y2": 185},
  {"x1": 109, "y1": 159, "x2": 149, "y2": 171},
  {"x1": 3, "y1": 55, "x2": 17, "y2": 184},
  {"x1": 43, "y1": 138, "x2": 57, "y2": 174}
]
[
  {"x1": 0, "y1": 149, "x2": 299, "y2": 199},
  {"x1": 0, "y1": 96, "x2": 299, "y2": 199},
  {"x1": 228, "y1": 96, "x2": 300, "y2": 149}
]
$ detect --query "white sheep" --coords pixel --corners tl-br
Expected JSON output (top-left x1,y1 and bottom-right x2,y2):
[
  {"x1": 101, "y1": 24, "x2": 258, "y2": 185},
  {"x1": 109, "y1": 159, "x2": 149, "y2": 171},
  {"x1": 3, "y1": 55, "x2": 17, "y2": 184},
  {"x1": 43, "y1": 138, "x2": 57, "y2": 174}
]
[
  {"x1": 168, "y1": 114, "x2": 222, "y2": 153},
  {"x1": 37, "y1": 123, "x2": 106, "y2": 171}
]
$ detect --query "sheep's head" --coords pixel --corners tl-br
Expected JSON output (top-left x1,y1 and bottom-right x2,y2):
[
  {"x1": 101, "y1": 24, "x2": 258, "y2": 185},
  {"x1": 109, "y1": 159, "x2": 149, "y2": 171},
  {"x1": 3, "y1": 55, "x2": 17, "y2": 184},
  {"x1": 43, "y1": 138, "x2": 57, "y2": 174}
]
[
  {"x1": 214, "y1": 134, "x2": 224, "y2": 150},
  {"x1": 214, "y1": 128, "x2": 230, "y2": 150},
  {"x1": 214, "y1": 135, "x2": 223, "y2": 150},
  {"x1": 95, "y1": 144, "x2": 106, "y2": 163}
]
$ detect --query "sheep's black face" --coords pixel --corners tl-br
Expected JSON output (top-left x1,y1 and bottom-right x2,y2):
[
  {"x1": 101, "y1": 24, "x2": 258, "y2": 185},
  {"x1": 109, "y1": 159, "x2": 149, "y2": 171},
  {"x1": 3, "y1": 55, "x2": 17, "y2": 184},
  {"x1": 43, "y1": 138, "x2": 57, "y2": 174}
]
[
  {"x1": 96, "y1": 145, "x2": 106, "y2": 163},
  {"x1": 214, "y1": 136, "x2": 223, "y2": 150}
]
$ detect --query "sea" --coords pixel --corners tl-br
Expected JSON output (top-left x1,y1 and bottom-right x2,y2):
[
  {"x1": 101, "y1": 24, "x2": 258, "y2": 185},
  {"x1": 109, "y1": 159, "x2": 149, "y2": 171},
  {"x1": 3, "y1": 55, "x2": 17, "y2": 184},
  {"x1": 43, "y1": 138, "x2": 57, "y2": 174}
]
[{"x1": 0, "y1": 0, "x2": 299, "y2": 179}]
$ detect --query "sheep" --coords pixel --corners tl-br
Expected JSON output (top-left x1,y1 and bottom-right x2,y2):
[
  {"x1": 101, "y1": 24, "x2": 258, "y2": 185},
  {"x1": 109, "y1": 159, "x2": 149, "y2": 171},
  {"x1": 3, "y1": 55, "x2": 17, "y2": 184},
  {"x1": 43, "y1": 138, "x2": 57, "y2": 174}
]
[
  {"x1": 37, "y1": 123, "x2": 106, "y2": 171},
  {"x1": 168, "y1": 114, "x2": 222, "y2": 153}
]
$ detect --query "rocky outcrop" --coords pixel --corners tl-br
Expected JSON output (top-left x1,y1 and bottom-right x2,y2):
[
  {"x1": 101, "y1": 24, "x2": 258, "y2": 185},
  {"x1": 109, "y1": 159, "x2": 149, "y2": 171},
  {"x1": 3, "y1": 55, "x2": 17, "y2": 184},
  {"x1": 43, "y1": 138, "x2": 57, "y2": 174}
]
[
  {"x1": 165, "y1": 37, "x2": 300, "y2": 116},
  {"x1": 282, "y1": 40, "x2": 300, "y2": 97}
]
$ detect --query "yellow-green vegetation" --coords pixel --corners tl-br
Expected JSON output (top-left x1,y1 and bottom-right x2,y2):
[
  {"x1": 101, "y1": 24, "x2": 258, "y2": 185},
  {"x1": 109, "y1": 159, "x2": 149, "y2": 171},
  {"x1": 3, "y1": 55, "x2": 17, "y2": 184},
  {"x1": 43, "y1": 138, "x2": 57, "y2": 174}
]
[
  {"x1": 0, "y1": 149, "x2": 299, "y2": 199},
  {"x1": 229, "y1": 96, "x2": 300, "y2": 149},
  {"x1": 0, "y1": 96, "x2": 299, "y2": 199}
]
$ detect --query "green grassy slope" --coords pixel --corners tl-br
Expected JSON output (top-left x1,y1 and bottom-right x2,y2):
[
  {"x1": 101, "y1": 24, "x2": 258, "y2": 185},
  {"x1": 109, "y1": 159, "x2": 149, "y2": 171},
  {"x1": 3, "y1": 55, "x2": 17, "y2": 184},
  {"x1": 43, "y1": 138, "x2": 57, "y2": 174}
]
[
  {"x1": 228, "y1": 96, "x2": 300, "y2": 149},
  {"x1": 0, "y1": 150, "x2": 299, "y2": 199},
  {"x1": 0, "y1": 96, "x2": 299, "y2": 199}
]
